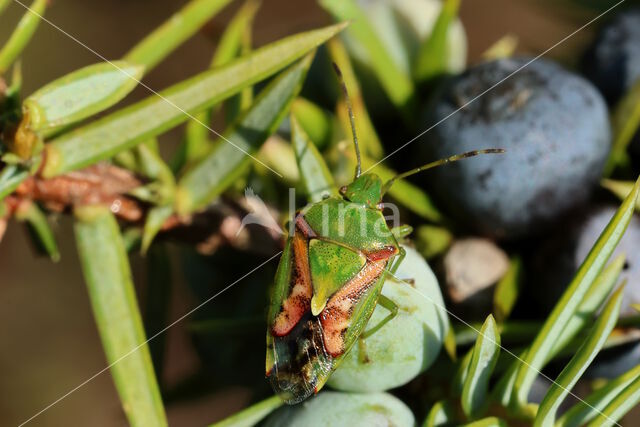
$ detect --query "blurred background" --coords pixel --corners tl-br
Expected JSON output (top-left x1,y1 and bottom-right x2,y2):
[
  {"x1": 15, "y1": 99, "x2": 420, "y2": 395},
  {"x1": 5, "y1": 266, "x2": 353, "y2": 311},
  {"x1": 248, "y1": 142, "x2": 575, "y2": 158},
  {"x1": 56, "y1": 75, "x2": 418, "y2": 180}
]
[{"x1": 0, "y1": 0, "x2": 628, "y2": 425}]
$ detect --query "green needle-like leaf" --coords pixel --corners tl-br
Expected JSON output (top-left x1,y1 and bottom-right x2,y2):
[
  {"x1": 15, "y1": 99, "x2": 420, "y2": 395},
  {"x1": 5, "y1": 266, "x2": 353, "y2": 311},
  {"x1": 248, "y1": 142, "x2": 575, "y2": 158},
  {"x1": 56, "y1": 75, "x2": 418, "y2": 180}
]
[
  {"x1": 124, "y1": 0, "x2": 233, "y2": 71},
  {"x1": 292, "y1": 98, "x2": 333, "y2": 150},
  {"x1": 141, "y1": 205, "x2": 173, "y2": 254},
  {"x1": 415, "y1": 224, "x2": 453, "y2": 260},
  {"x1": 454, "y1": 321, "x2": 539, "y2": 348},
  {"x1": 586, "y1": 374, "x2": 640, "y2": 427},
  {"x1": 479, "y1": 256, "x2": 622, "y2": 401},
  {"x1": 551, "y1": 255, "x2": 625, "y2": 356},
  {"x1": 319, "y1": 0, "x2": 415, "y2": 116},
  {"x1": 0, "y1": 0, "x2": 11, "y2": 15},
  {"x1": 327, "y1": 37, "x2": 384, "y2": 159},
  {"x1": 604, "y1": 77, "x2": 640, "y2": 176},
  {"x1": 423, "y1": 400, "x2": 456, "y2": 427},
  {"x1": 557, "y1": 364, "x2": 640, "y2": 427},
  {"x1": 413, "y1": 0, "x2": 461, "y2": 83},
  {"x1": 7, "y1": 59, "x2": 23, "y2": 98},
  {"x1": 118, "y1": 142, "x2": 176, "y2": 209},
  {"x1": 461, "y1": 418, "x2": 507, "y2": 427},
  {"x1": 0, "y1": 0, "x2": 47, "y2": 74},
  {"x1": 209, "y1": 395, "x2": 283, "y2": 427},
  {"x1": 492, "y1": 352, "x2": 524, "y2": 407},
  {"x1": 42, "y1": 23, "x2": 346, "y2": 178},
  {"x1": 24, "y1": 61, "x2": 145, "y2": 137},
  {"x1": 122, "y1": 227, "x2": 143, "y2": 253},
  {"x1": 134, "y1": 142, "x2": 174, "y2": 186},
  {"x1": 462, "y1": 315, "x2": 501, "y2": 418},
  {"x1": 126, "y1": 0, "x2": 240, "y2": 174},
  {"x1": 175, "y1": 54, "x2": 313, "y2": 214},
  {"x1": 453, "y1": 347, "x2": 474, "y2": 396},
  {"x1": 14, "y1": 200, "x2": 60, "y2": 262},
  {"x1": 291, "y1": 115, "x2": 338, "y2": 202},
  {"x1": 482, "y1": 34, "x2": 519, "y2": 61},
  {"x1": 74, "y1": 206, "x2": 167, "y2": 427},
  {"x1": 182, "y1": 0, "x2": 261, "y2": 168},
  {"x1": 224, "y1": 20, "x2": 255, "y2": 125},
  {"x1": 212, "y1": 0, "x2": 261, "y2": 69},
  {"x1": 511, "y1": 176, "x2": 640, "y2": 408},
  {"x1": 257, "y1": 136, "x2": 299, "y2": 183},
  {"x1": 493, "y1": 263, "x2": 624, "y2": 409},
  {"x1": 493, "y1": 256, "x2": 521, "y2": 322},
  {"x1": 444, "y1": 326, "x2": 457, "y2": 360},
  {"x1": 0, "y1": 164, "x2": 30, "y2": 200},
  {"x1": 496, "y1": 282, "x2": 618, "y2": 414},
  {"x1": 535, "y1": 286, "x2": 624, "y2": 426},
  {"x1": 179, "y1": 0, "x2": 260, "y2": 170},
  {"x1": 601, "y1": 179, "x2": 640, "y2": 211}
]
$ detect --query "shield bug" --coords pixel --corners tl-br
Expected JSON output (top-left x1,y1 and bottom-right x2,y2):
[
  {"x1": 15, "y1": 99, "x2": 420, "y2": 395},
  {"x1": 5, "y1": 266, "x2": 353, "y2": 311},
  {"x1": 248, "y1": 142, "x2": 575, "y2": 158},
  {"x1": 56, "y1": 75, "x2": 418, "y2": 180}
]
[{"x1": 265, "y1": 64, "x2": 503, "y2": 404}]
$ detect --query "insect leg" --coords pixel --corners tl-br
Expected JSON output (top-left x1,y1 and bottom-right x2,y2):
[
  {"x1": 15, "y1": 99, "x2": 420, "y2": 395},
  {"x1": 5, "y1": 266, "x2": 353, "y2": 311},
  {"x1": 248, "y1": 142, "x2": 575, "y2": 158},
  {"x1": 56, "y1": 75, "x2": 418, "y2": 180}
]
[
  {"x1": 360, "y1": 294, "x2": 399, "y2": 339},
  {"x1": 388, "y1": 245, "x2": 406, "y2": 277},
  {"x1": 390, "y1": 224, "x2": 413, "y2": 241},
  {"x1": 386, "y1": 247, "x2": 418, "y2": 287},
  {"x1": 357, "y1": 295, "x2": 399, "y2": 364}
]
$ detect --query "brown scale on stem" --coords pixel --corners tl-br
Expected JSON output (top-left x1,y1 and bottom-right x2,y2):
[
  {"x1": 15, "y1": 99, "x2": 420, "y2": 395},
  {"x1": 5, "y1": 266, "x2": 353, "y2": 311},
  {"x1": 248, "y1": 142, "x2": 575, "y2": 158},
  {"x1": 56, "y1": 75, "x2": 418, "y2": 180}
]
[
  {"x1": 1, "y1": 162, "x2": 283, "y2": 254},
  {"x1": 14, "y1": 163, "x2": 145, "y2": 221}
]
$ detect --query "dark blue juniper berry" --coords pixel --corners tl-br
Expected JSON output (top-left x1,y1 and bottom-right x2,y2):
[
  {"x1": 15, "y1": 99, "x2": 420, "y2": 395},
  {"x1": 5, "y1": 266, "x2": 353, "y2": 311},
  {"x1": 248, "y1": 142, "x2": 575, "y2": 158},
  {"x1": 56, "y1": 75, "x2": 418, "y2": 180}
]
[
  {"x1": 582, "y1": 8, "x2": 640, "y2": 105},
  {"x1": 418, "y1": 57, "x2": 610, "y2": 239},
  {"x1": 532, "y1": 205, "x2": 640, "y2": 318},
  {"x1": 531, "y1": 205, "x2": 640, "y2": 379},
  {"x1": 582, "y1": 8, "x2": 640, "y2": 159}
]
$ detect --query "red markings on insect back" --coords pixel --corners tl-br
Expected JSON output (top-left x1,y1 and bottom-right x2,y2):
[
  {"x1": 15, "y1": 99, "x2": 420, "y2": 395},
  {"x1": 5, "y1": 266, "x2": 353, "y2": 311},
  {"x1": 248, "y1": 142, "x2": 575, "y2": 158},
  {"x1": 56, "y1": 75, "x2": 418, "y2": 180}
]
[
  {"x1": 319, "y1": 259, "x2": 388, "y2": 357},
  {"x1": 270, "y1": 215, "x2": 397, "y2": 354},
  {"x1": 366, "y1": 245, "x2": 398, "y2": 262},
  {"x1": 272, "y1": 233, "x2": 313, "y2": 336}
]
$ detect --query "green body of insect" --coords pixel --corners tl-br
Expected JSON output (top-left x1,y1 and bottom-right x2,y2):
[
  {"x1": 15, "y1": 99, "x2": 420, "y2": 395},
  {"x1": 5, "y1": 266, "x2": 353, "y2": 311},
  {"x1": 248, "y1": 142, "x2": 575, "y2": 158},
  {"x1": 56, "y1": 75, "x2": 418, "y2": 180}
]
[
  {"x1": 265, "y1": 172, "x2": 405, "y2": 404},
  {"x1": 265, "y1": 65, "x2": 503, "y2": 405}
]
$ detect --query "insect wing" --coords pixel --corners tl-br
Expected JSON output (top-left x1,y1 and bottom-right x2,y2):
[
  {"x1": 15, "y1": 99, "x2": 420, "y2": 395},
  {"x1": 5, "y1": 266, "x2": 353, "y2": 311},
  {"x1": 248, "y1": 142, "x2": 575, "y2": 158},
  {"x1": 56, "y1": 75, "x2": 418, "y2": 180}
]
[{"x1": 266, "y1": 233, "x2": 333, "y2": 404}]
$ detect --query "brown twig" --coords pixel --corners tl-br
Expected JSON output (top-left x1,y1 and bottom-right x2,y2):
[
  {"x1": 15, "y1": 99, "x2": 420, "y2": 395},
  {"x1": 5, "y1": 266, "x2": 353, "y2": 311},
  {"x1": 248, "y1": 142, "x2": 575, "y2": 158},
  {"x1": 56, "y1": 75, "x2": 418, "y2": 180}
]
[
  {"x1": 13, "y1": 163, "x2": 145, "y2": 221},
  {"x1": 3, "y1": 162, "x2": 283, "y2": 255}
]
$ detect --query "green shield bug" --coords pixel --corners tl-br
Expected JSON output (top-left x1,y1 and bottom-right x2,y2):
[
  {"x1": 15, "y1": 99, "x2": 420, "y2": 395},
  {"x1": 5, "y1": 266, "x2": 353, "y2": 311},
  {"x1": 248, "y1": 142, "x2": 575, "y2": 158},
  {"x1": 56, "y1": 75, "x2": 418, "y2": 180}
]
[{"x1": 265, "y1": 64, "x2": 503, "y2": 404}]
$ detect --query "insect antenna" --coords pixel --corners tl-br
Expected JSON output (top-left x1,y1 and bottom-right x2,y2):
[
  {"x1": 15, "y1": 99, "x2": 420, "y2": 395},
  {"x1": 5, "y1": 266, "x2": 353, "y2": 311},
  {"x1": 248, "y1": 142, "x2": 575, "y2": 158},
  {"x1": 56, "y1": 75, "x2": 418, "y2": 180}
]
[
  {"x1": 382, "y1": 149, "x2": 505, "y2": 194},
  {"x1": 332, "y1": 62, "x2": 362, "y2": 179}
]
